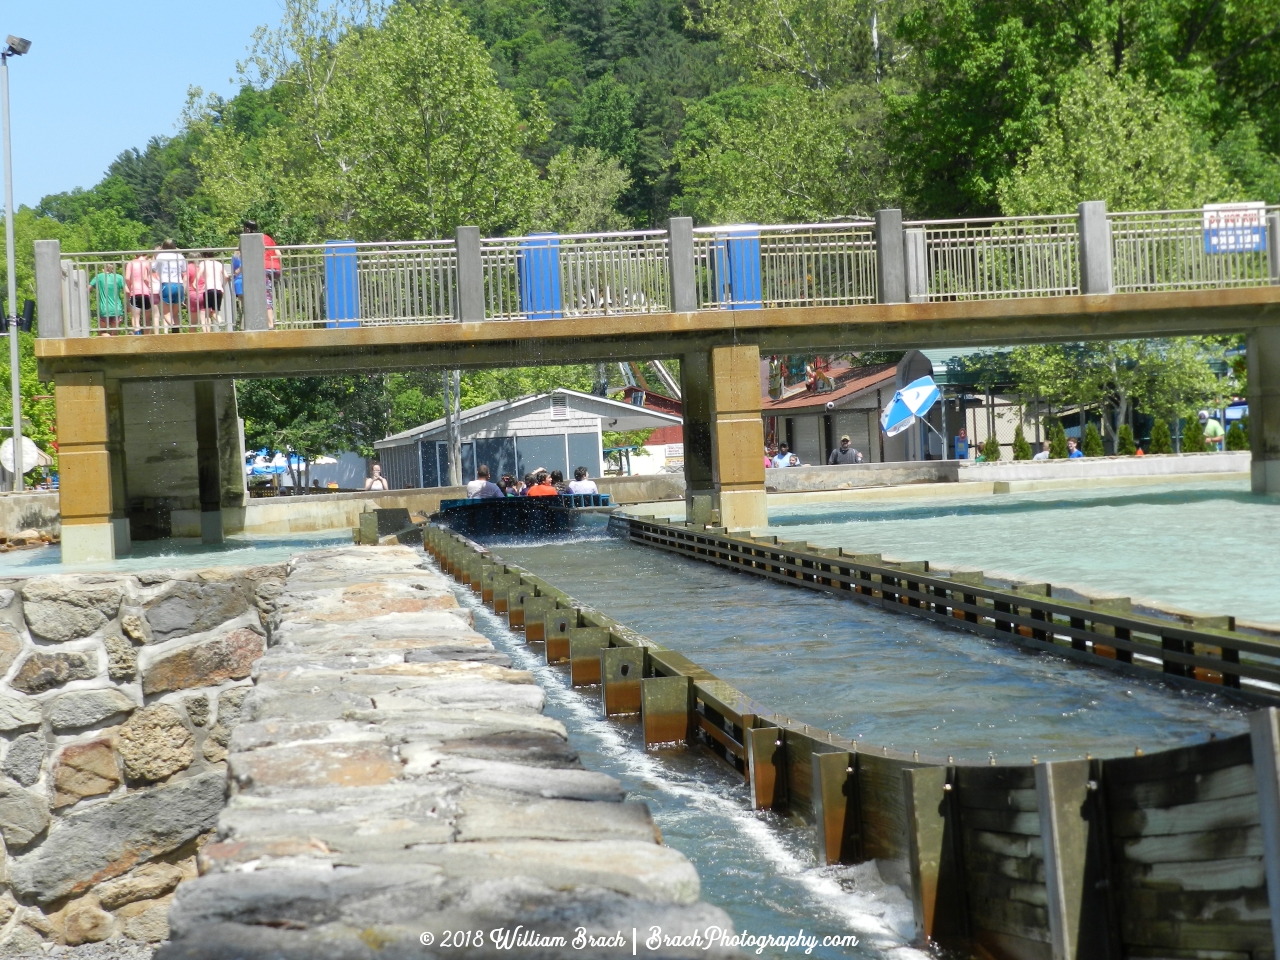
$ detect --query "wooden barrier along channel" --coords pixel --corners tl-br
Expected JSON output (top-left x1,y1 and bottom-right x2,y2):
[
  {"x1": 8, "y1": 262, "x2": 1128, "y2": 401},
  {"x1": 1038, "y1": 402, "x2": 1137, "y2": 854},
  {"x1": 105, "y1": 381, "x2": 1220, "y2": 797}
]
[
  {"x1": 426, "y1": 523, "x2": 1280, "y2": 960},
  {"x1": 625, "y1": 515, "x2": 1280, "y2": 707}
]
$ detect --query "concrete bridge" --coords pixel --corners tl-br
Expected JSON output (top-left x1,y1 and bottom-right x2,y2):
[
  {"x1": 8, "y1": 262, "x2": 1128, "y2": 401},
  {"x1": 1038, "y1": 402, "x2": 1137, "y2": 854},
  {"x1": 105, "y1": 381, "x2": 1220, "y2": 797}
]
[{"x1": 31, "y1": 203, "x2": 1280, "y2": 562}]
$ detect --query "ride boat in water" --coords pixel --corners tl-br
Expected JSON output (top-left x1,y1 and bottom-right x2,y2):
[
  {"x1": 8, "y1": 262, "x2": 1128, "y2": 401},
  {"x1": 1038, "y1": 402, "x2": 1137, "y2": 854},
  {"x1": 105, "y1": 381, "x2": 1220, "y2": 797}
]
[{"x1": 434, "y1": 493, "x2": 612, "y2": 538}]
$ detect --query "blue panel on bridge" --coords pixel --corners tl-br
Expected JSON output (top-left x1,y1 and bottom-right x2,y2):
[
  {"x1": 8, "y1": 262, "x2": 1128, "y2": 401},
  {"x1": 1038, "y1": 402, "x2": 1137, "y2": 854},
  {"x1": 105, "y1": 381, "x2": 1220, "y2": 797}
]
[
  {"x1": 325, "y1": 241, "x2": 360, "y2": 327},
  {"x1": 715, "y1": 228, "x2": 762, "y2": 310},
  {"x1": 518, "y1": 234, "x2": 563, "y2": 320}
]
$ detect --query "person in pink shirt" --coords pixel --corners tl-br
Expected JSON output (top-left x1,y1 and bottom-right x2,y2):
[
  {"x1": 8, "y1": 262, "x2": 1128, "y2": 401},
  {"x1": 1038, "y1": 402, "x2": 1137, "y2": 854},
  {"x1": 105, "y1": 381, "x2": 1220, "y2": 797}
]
[{"x1": 124, "y1": 253, "x2": 153, "y2": 334}]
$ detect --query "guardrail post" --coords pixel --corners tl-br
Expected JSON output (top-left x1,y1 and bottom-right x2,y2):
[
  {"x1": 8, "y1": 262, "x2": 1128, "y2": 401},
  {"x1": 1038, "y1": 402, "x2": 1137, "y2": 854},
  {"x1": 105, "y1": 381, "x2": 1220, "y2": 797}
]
[
  {"x1": 747, "y1": 725, "x2": 787, "y2": 809},
  {"x1": 1250, "y1": 707, "x2": 1280, "y2": 960},
  {"x1": 240, "y1": 233, "x2": 269, "y2": 330},
  {"x1": 1036, "y1": 759, "x2": 1118, "y2": 959},
  {"x1": 668, "y1": 217, "x2": 696, "y2": 312},
  {"x1": 904, "y1": 227, "x2": 928, "y2": 303},
  {"x1": 34, "y1": 239, "x2": 63, "y2": 338},
  {"x1": 813, "y1": 750, "x2": 861, "y2": 865},
  {"x1": 600, "y1": 646, "x2": 644, "y2": 715},
  {"x1": 1077, "y1": 201, "x2": 1114, "y2": 295},
  {"x1": 1248, "y1": 326, "x2": 1280, "y2": 494},
  {"x1": 455, "y1": 225, "x2": 484, "y2": 321},
  {"x1": 641, "y1": 675, "x2": 692, "y2": 746},
  {"x1": 1267, "y1": 211, "x2": 1280, "y2": 284},
  {"x1": 876, "y1": 209, "x2": 906, "y2": 304},
  {"x1": 903, "y1": 765, "x2": 968, "y2": 948}
]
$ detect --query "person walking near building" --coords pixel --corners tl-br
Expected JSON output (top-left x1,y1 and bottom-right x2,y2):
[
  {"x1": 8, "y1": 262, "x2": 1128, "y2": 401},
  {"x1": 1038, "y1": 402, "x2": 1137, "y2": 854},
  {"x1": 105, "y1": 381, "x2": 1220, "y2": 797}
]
[
  {"x1": 154, "y1": 240, "x2": 188, "y2": 332},
  {"x1": 827, "y1": 435, "x2": 863, "y2": 464},
  {"x1": 124, "y1": 253, "x2": 152, "y2": 334},
  {"x1": 89, "y1": 263, "x2": 125, "y2": 336},
  {"x1": 1199, "y1": 410, "x2": 1225, "y2": 450}
]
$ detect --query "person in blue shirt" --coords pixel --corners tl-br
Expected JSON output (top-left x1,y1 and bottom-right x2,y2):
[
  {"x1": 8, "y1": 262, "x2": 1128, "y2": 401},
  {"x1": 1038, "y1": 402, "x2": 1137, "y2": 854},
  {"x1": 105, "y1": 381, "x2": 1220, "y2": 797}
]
[
  {"x1": 772, "y1": 442, "x2": 795, "y2": 467},
  {"x1": 1067, "y1": 438, "x2": 1084, "y2": 459}
]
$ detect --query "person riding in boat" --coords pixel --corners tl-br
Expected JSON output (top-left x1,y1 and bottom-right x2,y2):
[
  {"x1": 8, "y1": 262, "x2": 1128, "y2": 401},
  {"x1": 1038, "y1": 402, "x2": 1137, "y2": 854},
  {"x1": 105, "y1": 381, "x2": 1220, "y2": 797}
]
[{"x1": 527, "y1": 471, "x2": 558, "y2": 496}]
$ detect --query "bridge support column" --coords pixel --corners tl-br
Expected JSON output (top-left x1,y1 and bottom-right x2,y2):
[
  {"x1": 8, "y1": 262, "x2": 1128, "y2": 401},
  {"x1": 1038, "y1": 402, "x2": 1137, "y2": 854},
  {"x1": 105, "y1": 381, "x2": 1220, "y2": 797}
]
[
  {"x1": 194, "y1": 381, "x2": 224, "y2": 544},
  {"x1": 711, "y1": 344, "x2": 768, "y2": 530},
  {"x1": 680, "y1": 351, "x2": 716, "y2": 524},
  {"x1": 1250, "y1": 326, "x2": 1280, "y2": 494},
  {"x1": 56, "y1": 372, "x2": 115, "y2": 564},
  {"x1": 105, "y1": 378, "x2": 131, "y2": 555}
]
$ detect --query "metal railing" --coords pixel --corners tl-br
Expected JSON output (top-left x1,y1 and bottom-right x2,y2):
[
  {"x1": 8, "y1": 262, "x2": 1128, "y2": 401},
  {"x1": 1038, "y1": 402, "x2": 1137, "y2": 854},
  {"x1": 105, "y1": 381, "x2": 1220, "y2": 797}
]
[
  {"x1": 1110, "y1": 208, "x2": 1278, "y2": 293},
  {"x1": 908, "y1": 214, "x2": 1080, "y2": 301},
  {"x1": 43, "y1": 203, "x2": 1280, "y2": 337},
  {"x1": 693, "y1": 222, "x2": 877, "y2": 309}
]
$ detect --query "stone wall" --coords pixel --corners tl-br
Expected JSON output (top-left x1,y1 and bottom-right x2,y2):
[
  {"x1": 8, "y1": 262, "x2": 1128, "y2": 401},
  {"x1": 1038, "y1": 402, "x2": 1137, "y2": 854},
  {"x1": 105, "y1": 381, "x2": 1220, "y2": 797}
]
[
  {"x1": 0, "y1": 492, "x2": 60, "y2": 540},
  {"x1": 0, "y1": 563, "x2": 285, "y2": 949}
]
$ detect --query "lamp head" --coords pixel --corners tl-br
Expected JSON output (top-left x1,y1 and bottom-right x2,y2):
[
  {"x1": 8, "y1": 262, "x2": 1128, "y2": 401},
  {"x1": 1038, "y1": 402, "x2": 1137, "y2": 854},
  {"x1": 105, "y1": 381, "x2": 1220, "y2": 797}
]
[{"x1": 5, "y1": 36, "x2": 31, "y2": 56}]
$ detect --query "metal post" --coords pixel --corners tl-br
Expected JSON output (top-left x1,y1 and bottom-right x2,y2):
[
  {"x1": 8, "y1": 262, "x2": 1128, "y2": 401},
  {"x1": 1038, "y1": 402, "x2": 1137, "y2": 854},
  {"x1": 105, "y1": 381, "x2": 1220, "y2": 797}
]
[
  {"x1": 2, "y1": 52, "x2": 21, "y2": 490},
  {"x1": 1268, "y1": 212, "x2": 1280, "y2": 285},
  {"x1": 875, "y1": 209, "x2": 906, "y2": 304},
  {"x1": 33, "y1": 239, "x2": 62, "y2": 338},
  {"x1": 448, "y1": 369, "x2": 462, "y2": 487},
  {"x1": 239, "y1": 233, "x2": 268, "y2": 330},
  {"x1": 903, "y1": 227, "x2": 928, "y2": 303},
  {"x1": 1077, "y1": 201, "x2": 1114, "y2": 295},
  {"x1": 667, "y1": 216, "x2": 696, "y2": 313}
]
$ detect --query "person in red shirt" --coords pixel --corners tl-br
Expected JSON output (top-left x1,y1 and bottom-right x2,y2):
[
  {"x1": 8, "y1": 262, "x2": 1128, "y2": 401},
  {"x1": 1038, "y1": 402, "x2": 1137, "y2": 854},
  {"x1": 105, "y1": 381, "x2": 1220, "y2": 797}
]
[
  {"x1": 243, "y1": 220, "x2": 282, "y2": 329},
  {"x1": 526, "y1": 471, "x2": 558, "y2": 496}
]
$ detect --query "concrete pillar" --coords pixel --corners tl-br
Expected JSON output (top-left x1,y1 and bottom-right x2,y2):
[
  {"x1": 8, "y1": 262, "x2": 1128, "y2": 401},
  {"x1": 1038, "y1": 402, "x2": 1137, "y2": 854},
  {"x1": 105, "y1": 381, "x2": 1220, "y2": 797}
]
[
  {"x1": 455, "y1": 226, "x2": 484, "y2": 322},
  {"x1": 104, "y1": 378, "x2": 131, "y2": 555},
  {"x1": 1249, "y1": 326, "x2": 1280, "y2": 494},
  {"x1": 34, "y1": 239, "x2": 63, "y2": 338},
  {"x1": 217, "y1": 381, "x2": 248, "y2": 533},
  {"x1": 1078, "y1": 201, "x2": 1114, "y2": 295},
  {"x1": 56, "y1": 372, "x2": 115, "y2": 563},
  {"x1": 240, "y1": 234, "x2": 269, "y2": 331},
  {"x1": 194, "y1": 381, "x2": 224, "y2": 544},
  {"x1": 711, "y1": 343, "x2": 768, "y2": 530},
  {"x1": 1269, "y1": 212, "x2": 1280, "y2": 284},
  {"x1": 876, "y1": 209, "x2": 906, "y2": 304},
  {"x1": 680, "y1": 351, "x2": 715, "y2": 524},
  {"x1": 668, "y1": 217, "x2": 697, "y2": 313}
]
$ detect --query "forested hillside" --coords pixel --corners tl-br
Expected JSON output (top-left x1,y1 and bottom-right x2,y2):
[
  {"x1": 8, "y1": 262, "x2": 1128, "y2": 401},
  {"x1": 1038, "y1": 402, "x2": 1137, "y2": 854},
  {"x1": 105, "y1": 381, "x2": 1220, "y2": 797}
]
[{"x1": 3, "y1": 0, "x2": 1279, "y2": 460}]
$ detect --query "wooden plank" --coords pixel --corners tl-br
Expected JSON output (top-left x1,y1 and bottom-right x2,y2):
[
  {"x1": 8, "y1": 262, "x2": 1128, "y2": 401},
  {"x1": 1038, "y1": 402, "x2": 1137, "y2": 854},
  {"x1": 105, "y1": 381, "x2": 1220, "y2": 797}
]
[
  {"x1": 961, "y1": 807, "x2": 1043, "y2": 836},
  {"x1": 904, "y1": 765, "x2": 969, "y2": 948},
  {"x1": 964, "y1": 829, "x2": 1044, "y2": 860},
  {"x1": 857, "y1": 753, "x2": 914, "y2": 863},
  {"x1": 1036, "y1": 759, "x2": 1119, "y2": 960},
  {"x1": 956, "y1": 785, "x2": 1040, "y2": 812},
  {"x1": 956, "y1": 765, "x2": 1039, "y2": 794},
  {"x1": 961, "y1": 869, "x2": 1048, "y2": 906},
  {"x1": 1248, "y1": 706, "x2": 1280, "y2": 960},
  {"x1": 1119, "y1": 885, "x2": 1270, "y2": 923},
  {"x1": 1118, "y1": 855, "x2": 1265, "y2": 892},
  {"x1": 1116, "y1": 825, "x2": 1263, "y2": 864},
  {"x1": 1103, "y1": 734, "x2": 1253, "y2": 787},
  {"x1": 963, "y1": 846, "x2": 1045, "y2": 883},
  {"x1": 1107, "y1": 762, "x2": 1257, "y2": 810},
  {"x1": 967, "y1": 896, "x2": 1051, "y2": 942},
  {"x1": 1108, "y1": 792, "x2": 1259, "y2": 838},
  {"x1": 1117, "y1": 918, "x2": 1273, "y2": 951},
  {"x1": 973, "y1": 928, "x2": 1054, "y2": 960}
]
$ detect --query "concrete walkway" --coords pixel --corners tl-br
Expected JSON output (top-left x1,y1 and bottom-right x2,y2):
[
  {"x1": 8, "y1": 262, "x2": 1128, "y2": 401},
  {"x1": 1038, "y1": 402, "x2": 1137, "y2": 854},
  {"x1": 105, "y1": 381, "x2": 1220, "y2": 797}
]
[{"x1": 157, "y1": 546, "x2": 734, "y2": 958}]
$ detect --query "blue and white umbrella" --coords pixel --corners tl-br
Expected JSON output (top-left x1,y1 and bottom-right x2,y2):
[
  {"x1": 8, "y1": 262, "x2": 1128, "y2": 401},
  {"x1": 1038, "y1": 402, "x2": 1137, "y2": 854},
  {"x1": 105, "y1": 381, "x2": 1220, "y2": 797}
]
[{"x1": 880, "y1": 376, "x2": 942, "y2": 437}]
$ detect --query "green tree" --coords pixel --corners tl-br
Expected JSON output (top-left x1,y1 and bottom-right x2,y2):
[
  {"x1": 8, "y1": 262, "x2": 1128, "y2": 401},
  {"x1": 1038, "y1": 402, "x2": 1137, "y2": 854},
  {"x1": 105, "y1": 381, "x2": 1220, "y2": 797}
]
[
  {"x1": 0, "y1": 334, "x2": 58, "y2": 469},
  {"x1": 1225, "y1": 420, "x2": 1248, "y2": 451},
  {"x1": 998, "y1": 57, "x2": 1234, "y2": 215},
  {"x1": 1012, "y1": 424, "x2": 1032, "y2": 460},
  {"x1": 1048, "y1": 420, "x2": 1069, "y2": 459},
  {"x1": 1082, "y1": 421, "x2": 1104, "y2": 457},
  {"x1": 1181, "y1": 417, "x2": 1206, "y2": 453},
  {"x1": 530, "y1": 147, "x2": 631, "y2": 233},
  {"x1": 1116, "y1": 422, "x2": 1137, "y2": 455},
  {"x1": 981, "y1": 433, "x2": 1002, "y2": 461},
  {"x1": 1149, "y1": 419, "x2": 1173, "y2": 454}
]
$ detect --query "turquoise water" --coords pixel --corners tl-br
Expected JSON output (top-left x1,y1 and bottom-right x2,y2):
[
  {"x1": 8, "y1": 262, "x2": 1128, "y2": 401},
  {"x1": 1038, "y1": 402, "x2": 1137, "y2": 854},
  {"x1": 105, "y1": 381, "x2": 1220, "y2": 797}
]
[{"x1": 768, "y1": 480, "x2": 1280, "y2": 625}]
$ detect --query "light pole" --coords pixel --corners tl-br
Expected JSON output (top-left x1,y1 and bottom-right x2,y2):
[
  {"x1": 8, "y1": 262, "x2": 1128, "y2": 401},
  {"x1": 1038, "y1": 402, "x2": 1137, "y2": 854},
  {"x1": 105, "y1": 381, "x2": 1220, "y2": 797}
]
[{"x1": 1, "y1": 35, "x2": 29, "y2": 493}]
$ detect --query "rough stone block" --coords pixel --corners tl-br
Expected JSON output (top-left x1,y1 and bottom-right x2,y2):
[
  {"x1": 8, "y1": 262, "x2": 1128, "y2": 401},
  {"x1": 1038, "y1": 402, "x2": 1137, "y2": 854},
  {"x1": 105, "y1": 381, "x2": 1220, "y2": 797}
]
[
  {"x1": 400, "y1": 748, "x2": 624, "y2": 801},
  {"x1": 455, "y1": 796, "x2": 657, "y2": 843},
  {"x1": 0, "y1": 777, "x2": 51, "y2": 850},
  {"x1": 53, "y1": 736, "x2": 121, "y2": 808},
  {"x1": 0, "y1": 693, "x2": 42, "y2": 731},
  {"x1": 185, "y1": 694, "x2": 210, "y2": 727},
  {"x1": 217, "y1": 686, "x2": 252, "y2": 726},
  {"x1": 47, "y1": 688, "x2": 136, "y2": 731},
  {"x1": 202, "y1": 724, "x2": 231, "y2": 763},
  {"x1": 120, "y1": 609, "x2": 154, "y2": 644},
  {"x1": 98, "y1": 862, "x2": 185, "y2": 910},
  {"x1": 63, "y1": 900, "x2": 114, "y2": 945},
  {"x1": 104, "y1": 633, "x2": 138, "y2": 680},
  {"x1": 10, "y1": 650, "x2": 98, "y2": 695},
  {"x1": 144, "y1": 579, "x2": 253, "y2": 642},
  {"x1": 230, "y1": 740, "x2": 402, "y2": 792},
  {"x1": 0, "y1": 622, "x2": 24, "y2": 676},
  {"x1": 117, "y1": 704, "x2": 195, "y2": 783},
  {"x1": 3, "y1": 732, "x2": 45, "y2": 786},
  {"x1": 141, "y1": 626, "x2": 265, "y2": 696},
  {"x1": 9, "y1": 769, "x2": 226, "y2": 903},
  {"x1": 21, "y1": 577, "x2": 125, "y2": 643},
  {"x1": 117, "y1": 893, "x2": 174, "y2": 942}
]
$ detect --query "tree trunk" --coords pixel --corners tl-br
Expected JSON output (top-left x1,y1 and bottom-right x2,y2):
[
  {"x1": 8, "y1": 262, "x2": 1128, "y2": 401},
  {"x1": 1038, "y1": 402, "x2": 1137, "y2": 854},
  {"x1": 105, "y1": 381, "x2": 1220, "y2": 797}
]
[{"x1": 445, "y1": 370, "x2": 462, "y2": 487}]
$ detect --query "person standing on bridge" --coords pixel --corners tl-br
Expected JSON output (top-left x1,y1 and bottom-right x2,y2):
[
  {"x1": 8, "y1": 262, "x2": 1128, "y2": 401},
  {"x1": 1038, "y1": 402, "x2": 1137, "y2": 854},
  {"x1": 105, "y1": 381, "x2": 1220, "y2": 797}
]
[
  {"x1": 125, "y1": 253, "x2": 153, "y2": 334},
  {"x1": 154, "y1": 240, "x2": 188, "y2": 333},
  {"x1": 827, "y1": 435, "x2": 863, "y2": 465},
  {"x1": 242, "y1": 220, "x2": 282, "y2": 329}
]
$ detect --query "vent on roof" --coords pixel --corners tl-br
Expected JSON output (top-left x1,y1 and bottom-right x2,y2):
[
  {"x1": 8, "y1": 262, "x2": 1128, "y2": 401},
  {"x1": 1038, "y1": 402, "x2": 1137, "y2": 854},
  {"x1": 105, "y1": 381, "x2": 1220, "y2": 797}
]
[{"x1": 551, "y1": 394, "x2": 568, "y2": 419}]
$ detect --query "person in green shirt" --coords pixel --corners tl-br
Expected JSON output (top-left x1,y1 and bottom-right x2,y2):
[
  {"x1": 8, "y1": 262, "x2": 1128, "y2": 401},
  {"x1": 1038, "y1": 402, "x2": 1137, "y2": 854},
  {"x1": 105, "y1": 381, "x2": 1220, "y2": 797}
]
[
  {"x1": 1198, "y1": 410, "x2": 1226, "y2": 450},
  {"x1": 88, "y1": 263, "x2": 126, "y2": 335}
]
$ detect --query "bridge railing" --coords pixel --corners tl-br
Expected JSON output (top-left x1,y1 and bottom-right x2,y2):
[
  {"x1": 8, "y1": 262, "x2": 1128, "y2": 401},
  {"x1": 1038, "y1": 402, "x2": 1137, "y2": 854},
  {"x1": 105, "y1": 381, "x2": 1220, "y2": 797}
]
[
  {"x1": 906, "y1": 213, "x2": 1080, "y2": 301},
  {"x1": 1109, "y1": 208, "x2": 1278, "y2": 293},
  {"x1": 34, "y1": 201, "x2": 1280, "y2": 337}
]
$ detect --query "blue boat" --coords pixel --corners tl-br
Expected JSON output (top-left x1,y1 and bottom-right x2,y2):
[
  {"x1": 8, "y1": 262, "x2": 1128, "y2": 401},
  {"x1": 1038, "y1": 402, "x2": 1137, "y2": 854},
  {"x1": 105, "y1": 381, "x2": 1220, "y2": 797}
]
[{"x1": 434, "y1": 494, "x2": 611, "y2": 538}]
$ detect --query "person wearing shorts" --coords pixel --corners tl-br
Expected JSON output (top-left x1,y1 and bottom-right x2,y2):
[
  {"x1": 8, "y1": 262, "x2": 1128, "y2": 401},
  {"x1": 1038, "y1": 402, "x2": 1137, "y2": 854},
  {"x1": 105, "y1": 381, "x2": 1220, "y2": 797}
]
[
  {"x1": 124, "y1": 253, "x2": 152, "y2": 333},
  {"x1": 153, "y1": 239, "x2": 188, "y2": 332},
  {"x1": 89, "y1": 263, "x2": 126, "y2": 336},
  {"x1": 195, "y1": 251, "x2": 226, "y2": 332}
]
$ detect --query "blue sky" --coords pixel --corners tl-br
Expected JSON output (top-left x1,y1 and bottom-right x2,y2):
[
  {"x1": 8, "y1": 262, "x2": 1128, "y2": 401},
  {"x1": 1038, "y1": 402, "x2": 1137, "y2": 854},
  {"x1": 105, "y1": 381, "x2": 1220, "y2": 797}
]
[{"x1": 5, "y1": 0, "x2": 272, "y2": 208}]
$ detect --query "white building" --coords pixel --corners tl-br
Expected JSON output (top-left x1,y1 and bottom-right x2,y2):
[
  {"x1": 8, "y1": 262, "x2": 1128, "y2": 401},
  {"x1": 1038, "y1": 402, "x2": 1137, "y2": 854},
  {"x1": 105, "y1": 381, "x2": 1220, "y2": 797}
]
[{"x1": 374, "y1": 388, "x2": 682, "y2": 489}]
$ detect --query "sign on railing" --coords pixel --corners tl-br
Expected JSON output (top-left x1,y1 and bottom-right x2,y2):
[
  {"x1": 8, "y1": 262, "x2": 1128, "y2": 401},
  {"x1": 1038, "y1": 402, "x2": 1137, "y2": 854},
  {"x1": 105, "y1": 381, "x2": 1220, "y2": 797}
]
[{"x1": 1203, "y1": 201, "x2": 1268, "y2": 254}]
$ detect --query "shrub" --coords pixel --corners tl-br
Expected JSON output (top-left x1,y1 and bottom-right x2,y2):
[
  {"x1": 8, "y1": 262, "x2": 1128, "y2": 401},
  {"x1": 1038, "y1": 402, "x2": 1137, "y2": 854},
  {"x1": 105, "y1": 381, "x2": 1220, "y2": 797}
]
[
  {"x1": 1049, "y1": 421, "x2": 1069, "y2": 459},
  {"x1": 1149, "y1": 420, "x2": 1173, "y2": 454},
  {"x1": 1116, "y1": 423, "x2": 1137, "y2": 455},
  {"x1": 1012, "y1": 425, "x2": 1033, "y2": 460},
  {"x1": 1082, "y1": 422, "x2": 1104, "y2": 457},
  {"x1": 1182, "y1": 418, "x2": 1206, "y2": 452},
  {"x1": 1225, "y1": 419, "x2": 1249, "y2": 450},
  {"x1": 982, "y1": 433, "x2": 1002, "y2": 461}
]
